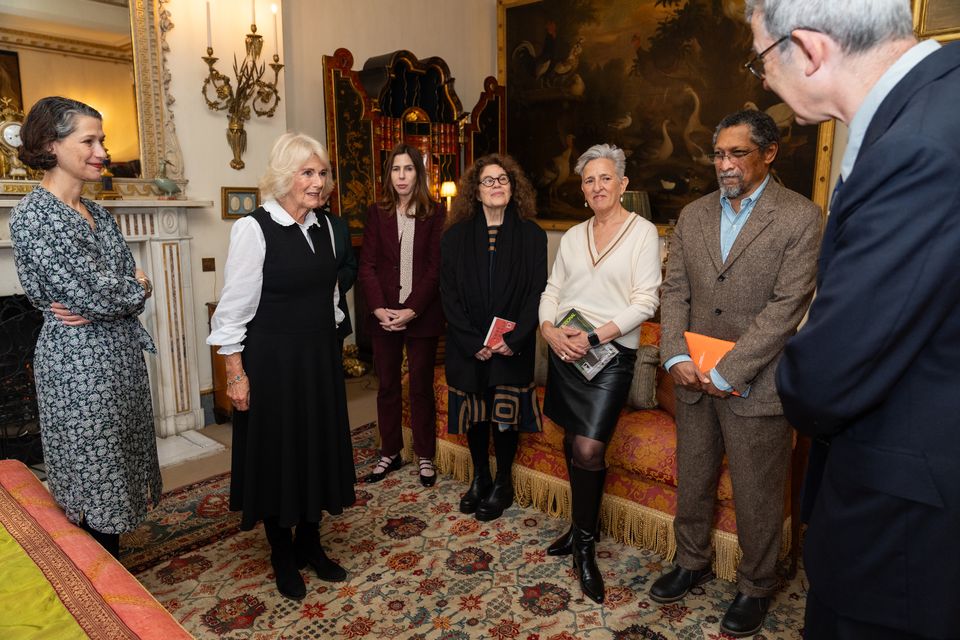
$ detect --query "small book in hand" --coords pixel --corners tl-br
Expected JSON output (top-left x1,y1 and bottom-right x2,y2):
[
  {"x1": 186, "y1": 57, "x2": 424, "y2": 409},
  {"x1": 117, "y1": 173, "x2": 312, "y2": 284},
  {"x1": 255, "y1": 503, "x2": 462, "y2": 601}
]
[
  {"x1": 484, "y1": 317, "x2": 516, "y2": 348},
  {"x1": 683, "y1": 331, "x2": 741, "y2": 396},
  {"x1": 557, "y1": 308, "x2": 619, "y2": 381}
]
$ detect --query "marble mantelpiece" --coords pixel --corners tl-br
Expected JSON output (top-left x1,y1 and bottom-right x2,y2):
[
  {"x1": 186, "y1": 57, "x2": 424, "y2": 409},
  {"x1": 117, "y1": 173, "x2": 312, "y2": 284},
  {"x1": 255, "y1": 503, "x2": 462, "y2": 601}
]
[{"x1": 1, "y1": 194, "x2": 212, "y2": 438}]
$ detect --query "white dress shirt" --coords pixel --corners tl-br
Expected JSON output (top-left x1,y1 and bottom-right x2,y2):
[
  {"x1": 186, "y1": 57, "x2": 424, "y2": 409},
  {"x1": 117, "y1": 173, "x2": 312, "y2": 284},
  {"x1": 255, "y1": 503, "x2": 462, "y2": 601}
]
[{"x1": 207, "y1": 199, "x2": 344, "y2": 355}]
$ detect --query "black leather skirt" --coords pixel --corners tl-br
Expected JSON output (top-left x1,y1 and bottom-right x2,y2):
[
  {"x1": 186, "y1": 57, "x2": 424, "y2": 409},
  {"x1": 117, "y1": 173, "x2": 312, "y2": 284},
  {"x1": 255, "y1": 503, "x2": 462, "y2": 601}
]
[{"x1": 542, "y1": 343, "x2": 637, "y2": 443}]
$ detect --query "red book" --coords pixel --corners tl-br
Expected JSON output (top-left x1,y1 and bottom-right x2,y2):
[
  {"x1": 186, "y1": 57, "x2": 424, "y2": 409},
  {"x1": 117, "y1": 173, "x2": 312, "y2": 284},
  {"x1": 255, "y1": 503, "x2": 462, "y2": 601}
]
[{"x1": 484, "y1": 317, "x2": 516, "y2": 348}]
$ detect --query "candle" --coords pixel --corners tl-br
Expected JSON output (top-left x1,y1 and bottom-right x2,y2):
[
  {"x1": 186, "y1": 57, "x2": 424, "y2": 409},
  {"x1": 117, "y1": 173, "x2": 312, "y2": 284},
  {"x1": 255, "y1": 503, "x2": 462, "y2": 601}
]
[
  {"x1": 251, "y1": 0, "x2": 256, "y2": 27},
  {"x1": 271, "y1": 4, "x2": 278, "y2": 57},
  {"x1": 205, "y1": 1, "x2": 212, "y2": 49}
]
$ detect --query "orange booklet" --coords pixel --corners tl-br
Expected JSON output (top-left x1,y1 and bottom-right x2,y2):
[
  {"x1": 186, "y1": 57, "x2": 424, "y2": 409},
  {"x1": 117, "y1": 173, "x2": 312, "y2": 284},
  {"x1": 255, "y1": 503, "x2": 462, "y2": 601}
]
[
  {"x1": 484, "y1": 317, "x2": 516, "y2": 348},
  {"x1": 683, "y1": 331, "x2": 741, "y2": 396}
]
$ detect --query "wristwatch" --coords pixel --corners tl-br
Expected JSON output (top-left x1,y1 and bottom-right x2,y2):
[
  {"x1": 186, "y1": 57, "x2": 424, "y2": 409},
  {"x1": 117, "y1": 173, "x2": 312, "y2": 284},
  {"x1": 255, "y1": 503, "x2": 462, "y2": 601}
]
[{"x1": 587, "y1": 331, "x2": 600, "y2": 348}]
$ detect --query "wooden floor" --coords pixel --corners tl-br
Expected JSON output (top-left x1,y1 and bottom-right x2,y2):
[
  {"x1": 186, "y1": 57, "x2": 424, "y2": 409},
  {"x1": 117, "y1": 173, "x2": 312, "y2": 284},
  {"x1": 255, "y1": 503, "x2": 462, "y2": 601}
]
[{"x1": 161, "y1": 373, "x2": 379, "y2": 492}]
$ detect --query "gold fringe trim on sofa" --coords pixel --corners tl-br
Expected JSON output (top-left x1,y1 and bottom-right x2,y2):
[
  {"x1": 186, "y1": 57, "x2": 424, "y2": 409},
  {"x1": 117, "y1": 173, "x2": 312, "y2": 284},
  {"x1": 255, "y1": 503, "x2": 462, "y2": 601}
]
[{"x1": 403, "y1": 428, "x2": 791, "y2": 582}]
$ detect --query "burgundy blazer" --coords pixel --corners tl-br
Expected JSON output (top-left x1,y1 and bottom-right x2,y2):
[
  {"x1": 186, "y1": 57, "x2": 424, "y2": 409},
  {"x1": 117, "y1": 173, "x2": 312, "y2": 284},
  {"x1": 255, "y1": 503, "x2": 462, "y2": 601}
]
[{"x1": 357, "y1": 202, "x2": 445, "y2": 337}]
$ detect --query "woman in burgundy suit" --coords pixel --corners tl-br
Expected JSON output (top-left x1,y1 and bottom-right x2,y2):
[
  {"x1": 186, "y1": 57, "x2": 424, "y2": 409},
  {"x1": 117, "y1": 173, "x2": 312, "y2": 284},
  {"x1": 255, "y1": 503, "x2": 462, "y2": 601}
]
[{"x1": 358, "y1": 143, "x2": 445, "y2": 487}]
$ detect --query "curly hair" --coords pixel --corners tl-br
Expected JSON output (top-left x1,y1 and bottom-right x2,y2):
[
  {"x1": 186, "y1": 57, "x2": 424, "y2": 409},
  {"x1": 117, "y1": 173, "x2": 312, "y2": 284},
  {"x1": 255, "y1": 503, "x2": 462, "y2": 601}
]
[
  {"x1": 19, "y1": 96, "x2": 101, "y2": 171},
  {"x1": 448, "y1": 154, "x2": 537, "y2": 228}
]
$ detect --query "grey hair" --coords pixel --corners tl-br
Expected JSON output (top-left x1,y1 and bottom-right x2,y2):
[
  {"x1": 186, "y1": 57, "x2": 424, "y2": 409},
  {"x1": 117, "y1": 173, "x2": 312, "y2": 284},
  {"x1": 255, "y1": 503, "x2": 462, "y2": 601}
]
[
  {"x1": 745, "y1": 0, "x2": 913, "y2": 55},
  {"x1": 713, "y1": 109, "x2": 781, "y2": 149},
  {"x1": 259, "y1": 132, "x2": 330, "y2": 201},
  {"x1": 574, "y1": 143, "x2": 626, "y2": 178}
]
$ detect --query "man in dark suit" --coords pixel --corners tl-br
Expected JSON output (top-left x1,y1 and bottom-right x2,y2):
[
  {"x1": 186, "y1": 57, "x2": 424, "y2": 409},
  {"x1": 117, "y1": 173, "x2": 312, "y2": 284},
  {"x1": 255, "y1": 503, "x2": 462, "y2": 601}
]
[
  {"x1": 653, "y1": 109, "x2": 821, "y2": 637},
  {"x1": 316, "y1": 195, "x2": 357, "y2": 351},
  {"x1": 747, "y1": 1, "x2": 960, "y2": 637}
]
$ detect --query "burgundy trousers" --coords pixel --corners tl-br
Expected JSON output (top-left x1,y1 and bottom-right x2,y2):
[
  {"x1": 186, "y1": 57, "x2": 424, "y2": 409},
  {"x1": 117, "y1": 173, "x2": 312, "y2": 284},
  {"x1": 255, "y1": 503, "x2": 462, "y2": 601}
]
[{"x1": 370, "y1": 330, "x2": 438, "y2": 459}]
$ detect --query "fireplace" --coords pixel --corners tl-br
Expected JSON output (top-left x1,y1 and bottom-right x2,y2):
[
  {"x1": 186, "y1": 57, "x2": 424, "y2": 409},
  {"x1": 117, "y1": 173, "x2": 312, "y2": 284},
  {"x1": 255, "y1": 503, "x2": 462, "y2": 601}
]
[{"x1": 0, "y1": 294, "x2": 43, "y2": 464}]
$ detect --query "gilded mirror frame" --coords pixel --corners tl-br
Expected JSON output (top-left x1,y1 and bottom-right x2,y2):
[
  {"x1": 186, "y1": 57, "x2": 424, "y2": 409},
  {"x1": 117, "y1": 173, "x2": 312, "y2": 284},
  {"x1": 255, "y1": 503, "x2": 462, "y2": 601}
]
[
  {"x1": 0, "y1": 0, "x2": 183, "y2": 196},
  {"x1": 132, "y1": 0, "x2": 184, "y2": 183}
]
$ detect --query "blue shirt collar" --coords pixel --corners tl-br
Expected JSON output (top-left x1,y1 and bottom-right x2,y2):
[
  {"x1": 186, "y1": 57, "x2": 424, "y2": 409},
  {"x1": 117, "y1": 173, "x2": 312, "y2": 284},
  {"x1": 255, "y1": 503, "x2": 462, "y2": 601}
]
[{"x1": 840, "y1": 39, "x2": 940, "y2": 180}]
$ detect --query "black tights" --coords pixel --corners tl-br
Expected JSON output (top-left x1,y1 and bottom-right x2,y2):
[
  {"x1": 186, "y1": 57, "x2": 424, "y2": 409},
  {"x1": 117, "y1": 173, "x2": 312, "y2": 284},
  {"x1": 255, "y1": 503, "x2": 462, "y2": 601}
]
[
  {"x1": 80, "y1": 519, "x2": 121, "y2": 558},
  {"x1": 566, "y1": 432, "x2": 607, "y2": 471}
]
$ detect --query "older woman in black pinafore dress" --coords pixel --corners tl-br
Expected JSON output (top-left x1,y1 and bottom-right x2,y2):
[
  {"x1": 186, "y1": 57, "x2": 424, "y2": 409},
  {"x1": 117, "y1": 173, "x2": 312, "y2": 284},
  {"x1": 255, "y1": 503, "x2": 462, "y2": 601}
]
[{"x1": 208, "y1": 133, "x2": 355, "y2": 600}]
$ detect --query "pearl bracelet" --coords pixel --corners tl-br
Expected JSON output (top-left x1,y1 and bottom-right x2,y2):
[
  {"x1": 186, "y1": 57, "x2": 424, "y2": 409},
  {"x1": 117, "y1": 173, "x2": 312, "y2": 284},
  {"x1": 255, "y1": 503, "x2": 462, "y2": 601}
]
[{"x1": 226, "y1": 373, "x2": 247, "y2": 386}]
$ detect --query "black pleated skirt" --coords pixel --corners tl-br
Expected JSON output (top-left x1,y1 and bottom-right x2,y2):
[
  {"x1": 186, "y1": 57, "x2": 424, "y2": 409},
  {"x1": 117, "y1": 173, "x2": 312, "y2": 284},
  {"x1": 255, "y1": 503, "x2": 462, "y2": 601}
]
[
  {"x1": 542, "y1": 343, "x2": 637, "y2": 443},
  {"x1": 231, "y1": 328, "x2": 356, "y2": 530}
]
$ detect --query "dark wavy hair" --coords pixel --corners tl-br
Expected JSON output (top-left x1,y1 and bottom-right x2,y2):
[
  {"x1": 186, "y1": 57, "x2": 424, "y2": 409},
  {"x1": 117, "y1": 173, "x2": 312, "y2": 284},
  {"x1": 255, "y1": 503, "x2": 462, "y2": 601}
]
[
  {"x1": 19, "y1": 96, "x2": 101, "y2": 171},
  {"x1": 378, "y1": 143, "x2": 438, "y2": 219},
  {"x1": 448, "y1": 154, "x2": 537, "y2": 228}
]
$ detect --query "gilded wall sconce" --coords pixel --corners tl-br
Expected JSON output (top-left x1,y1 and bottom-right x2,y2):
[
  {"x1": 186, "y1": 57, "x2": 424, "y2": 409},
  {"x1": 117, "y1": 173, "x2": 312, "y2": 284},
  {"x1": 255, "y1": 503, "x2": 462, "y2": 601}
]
[{"x1": 201, "y1": 3, "x2": 284, "y2": 170}]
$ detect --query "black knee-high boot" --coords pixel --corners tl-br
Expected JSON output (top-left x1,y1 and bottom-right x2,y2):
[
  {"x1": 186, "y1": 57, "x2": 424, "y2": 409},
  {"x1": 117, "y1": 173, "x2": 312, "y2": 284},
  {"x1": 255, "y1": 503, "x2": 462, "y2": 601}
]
[
  {"x1": 476, "y1": 428, "x2": 518, "y2": 521},
  {"x1": 547, "y1": 438, "x2": 576, "y2": 555},
  {"x1": 460, "y1": 422, "x2": 492, "y2": 514},
  {"x1": 294, "y1": 519, "x2": 347, "y2": 582},
  {"x1": 80, "y1": 519, "x2": 121, "y2": 558},
  {"x1": 570, "y1": 465, "x2": 607, "y2": 604},
  {"x1": 264, "y1": 518, "x2": 306, "y2": 599}
]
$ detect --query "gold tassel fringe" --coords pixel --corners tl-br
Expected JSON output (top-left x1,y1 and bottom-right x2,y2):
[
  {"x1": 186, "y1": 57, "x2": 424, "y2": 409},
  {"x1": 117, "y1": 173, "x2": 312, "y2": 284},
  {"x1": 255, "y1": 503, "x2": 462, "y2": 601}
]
[{"x1": 409, "y1": 430, "x2": 792, "y2": 582}]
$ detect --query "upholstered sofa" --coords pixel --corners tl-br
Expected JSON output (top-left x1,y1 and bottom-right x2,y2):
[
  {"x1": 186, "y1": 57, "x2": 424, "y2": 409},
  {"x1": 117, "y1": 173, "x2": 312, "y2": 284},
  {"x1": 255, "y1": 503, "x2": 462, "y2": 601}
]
[{"x1": 402, "y1": 322, "x2": 803, "y2": 581}]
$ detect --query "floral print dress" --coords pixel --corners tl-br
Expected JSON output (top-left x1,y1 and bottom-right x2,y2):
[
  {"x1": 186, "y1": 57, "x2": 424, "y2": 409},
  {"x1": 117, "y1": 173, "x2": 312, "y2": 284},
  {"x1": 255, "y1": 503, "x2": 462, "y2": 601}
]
[{"x1": 10, "y1": 186, "x2": 161, "y2": 534}]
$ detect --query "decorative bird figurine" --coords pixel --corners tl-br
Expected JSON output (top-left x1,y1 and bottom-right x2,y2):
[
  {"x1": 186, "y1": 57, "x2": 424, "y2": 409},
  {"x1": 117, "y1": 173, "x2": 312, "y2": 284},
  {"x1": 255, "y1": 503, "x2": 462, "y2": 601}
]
[{"x1": 153, "y1": 159, "x2": 181, "y2": 199}]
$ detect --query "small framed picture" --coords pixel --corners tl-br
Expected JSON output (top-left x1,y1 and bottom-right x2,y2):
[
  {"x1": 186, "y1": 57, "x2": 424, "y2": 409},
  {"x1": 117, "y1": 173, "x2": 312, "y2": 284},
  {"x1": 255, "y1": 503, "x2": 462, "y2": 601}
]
[{"x1": 221, "y1": 186, "x2": 260, "y2": 219}]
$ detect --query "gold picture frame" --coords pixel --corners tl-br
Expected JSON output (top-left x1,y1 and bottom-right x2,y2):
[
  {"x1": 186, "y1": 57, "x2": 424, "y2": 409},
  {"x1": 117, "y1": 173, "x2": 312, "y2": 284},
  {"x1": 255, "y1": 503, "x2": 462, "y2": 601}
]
[
  {"x1": 913, "y1": 0, "x2": 960, "y2": 42},
  {"x1": 497, "y1": 0, "x2": 833, "y2": 233},
  {"x1": 221, "y1": 186, "x2": 261, "y2": 220}
]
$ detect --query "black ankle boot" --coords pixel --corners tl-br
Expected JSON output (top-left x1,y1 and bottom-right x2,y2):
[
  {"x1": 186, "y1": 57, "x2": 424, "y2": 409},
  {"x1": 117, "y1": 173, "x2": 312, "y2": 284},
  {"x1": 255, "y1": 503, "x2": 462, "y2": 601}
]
[
  {"x1": 264, "y1": 519, "x2": 306, "y2": 599},
  {"x1": 475, "y1": 428, "x2": 518, "y2": 521},
  {"x1": 460, "y1": 470, "x2": 492, "y2": 514},
  {"x1": 295, "y1": 520, "x2": 347, "y2": 582},
  {"x1": 569, "y1": 465, "x2": 607, "y2": 604},
  {"x1": 475, "y1": 474, "x2": 513, "y2": 521},
  {"x1": 461, "y1": 423, "x2": 492, "y2": 513}
]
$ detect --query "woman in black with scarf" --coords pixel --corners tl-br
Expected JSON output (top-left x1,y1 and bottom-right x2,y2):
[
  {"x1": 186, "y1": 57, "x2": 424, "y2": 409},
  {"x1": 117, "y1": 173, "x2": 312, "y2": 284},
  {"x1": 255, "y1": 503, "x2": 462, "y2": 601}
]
[{"x1": 441, "y1": 154, "x2": 547, "y2": 521}]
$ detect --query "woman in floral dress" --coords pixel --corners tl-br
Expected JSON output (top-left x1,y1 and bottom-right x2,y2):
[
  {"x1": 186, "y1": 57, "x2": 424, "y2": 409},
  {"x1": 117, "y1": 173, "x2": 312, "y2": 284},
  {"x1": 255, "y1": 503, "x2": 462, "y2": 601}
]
[{"x1": 10, "y1": 96, "x2": 160, "y2": 558}]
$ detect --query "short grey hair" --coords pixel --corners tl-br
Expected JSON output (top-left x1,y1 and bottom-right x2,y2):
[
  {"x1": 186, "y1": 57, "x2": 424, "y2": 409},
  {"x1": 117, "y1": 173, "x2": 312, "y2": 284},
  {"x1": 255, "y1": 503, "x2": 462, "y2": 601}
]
[
  {"x1": 745, "y1": 0, "x2": 913, "y2": 55},
  {"x1": 713, "y1": 109, "x2": 780, "y2": 149},
  {"x1": 259, "y1": 132, "x2": 330, "y2": 201},
  {"x1": 574, "y1": 143, "x2": 626, "y2": 179}
]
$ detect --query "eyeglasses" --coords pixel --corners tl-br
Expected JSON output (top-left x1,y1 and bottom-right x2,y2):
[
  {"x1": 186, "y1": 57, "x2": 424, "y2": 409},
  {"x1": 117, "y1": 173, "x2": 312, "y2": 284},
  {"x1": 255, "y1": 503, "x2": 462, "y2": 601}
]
[
  {"x1": 479, "y1": 174, "x2": 510, "y2": 187},
  {"x1": 707, "y1": 147, "x2": 761, "y2": 163},
  {"x1": 744, "y1": 35, "x2": 788, "y2": 80}
]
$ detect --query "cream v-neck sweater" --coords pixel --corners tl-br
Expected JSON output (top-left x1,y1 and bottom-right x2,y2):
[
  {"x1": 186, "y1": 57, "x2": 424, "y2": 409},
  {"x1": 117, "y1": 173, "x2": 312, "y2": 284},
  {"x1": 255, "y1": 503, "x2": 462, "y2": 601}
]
[{"x1": 538, "y1": 213, "x2": 661, "y2": 348}]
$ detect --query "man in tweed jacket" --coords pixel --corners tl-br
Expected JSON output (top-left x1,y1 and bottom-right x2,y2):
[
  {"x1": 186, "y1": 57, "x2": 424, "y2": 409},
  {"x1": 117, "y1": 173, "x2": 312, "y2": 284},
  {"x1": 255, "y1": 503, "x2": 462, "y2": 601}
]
[{"x1": 650, "y1": 109, "x2": 821, "y2": 637}]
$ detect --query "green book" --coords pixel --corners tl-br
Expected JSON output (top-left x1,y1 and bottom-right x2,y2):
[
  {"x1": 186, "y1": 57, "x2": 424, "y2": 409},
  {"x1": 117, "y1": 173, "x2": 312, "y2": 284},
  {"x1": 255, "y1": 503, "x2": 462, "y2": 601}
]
[{"x1": 556, "y1": 308, "x2": 619, "y2": 381}]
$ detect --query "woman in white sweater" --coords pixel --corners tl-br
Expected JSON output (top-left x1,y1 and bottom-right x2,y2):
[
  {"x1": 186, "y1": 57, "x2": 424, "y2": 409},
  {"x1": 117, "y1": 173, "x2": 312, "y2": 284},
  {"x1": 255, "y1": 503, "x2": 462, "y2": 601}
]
[{"x1": 538, "y1": 143, "x2": 661, "y2": 603}]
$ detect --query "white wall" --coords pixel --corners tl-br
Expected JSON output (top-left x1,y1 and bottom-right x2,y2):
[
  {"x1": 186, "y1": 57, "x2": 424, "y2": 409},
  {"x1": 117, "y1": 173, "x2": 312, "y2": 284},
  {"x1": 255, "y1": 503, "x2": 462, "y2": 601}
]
[
  {"x1": 165, "y1": 0, "x2": 288, "y2": 391},
  {"x1": 165, "y1": 0, "x2": 500, "y2": 391}
]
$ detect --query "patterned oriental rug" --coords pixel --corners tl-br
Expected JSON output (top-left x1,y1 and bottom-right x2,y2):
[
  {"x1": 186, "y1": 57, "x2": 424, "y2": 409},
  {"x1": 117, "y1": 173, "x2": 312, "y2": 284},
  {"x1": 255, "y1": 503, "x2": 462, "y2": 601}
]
[{"x1": 123, "y1": 422, "x2": 807, "y2": 639}]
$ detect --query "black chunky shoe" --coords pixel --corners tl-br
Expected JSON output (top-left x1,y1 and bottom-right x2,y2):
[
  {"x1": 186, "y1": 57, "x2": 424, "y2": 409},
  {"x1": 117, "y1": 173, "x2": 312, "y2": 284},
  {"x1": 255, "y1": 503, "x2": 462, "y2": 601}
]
[
  {"x1": 459, "y1": 470, "x2": 492, "y2": 514},
  {"x1": 475, "y1": 476, "x2": 514, "y2": 521},
  {"x1": 649, "y1": 565, "x2": 715, "y2": 603},
  {"x1": 720, "y1": 592, "x2": 770, "y2": 637},
  {"x1": 363, "y1": 454, "x2": 402, "y2": 483}
]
